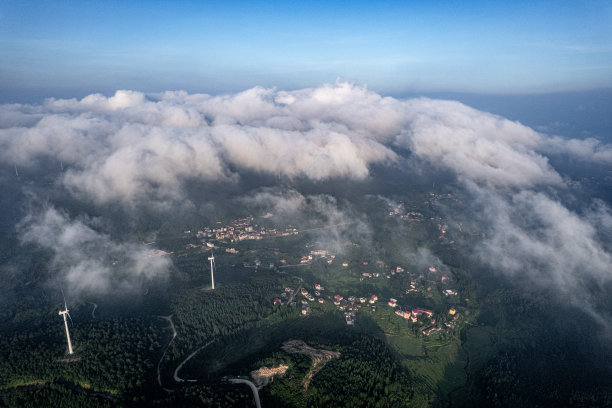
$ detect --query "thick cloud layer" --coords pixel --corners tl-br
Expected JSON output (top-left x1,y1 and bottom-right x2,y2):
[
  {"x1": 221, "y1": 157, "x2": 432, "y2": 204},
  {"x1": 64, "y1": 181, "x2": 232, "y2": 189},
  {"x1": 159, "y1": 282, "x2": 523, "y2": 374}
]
[
  {"x1": 18, "y1": 208, "x2": 171, "y2": 295},
  {"x1": 1, "y1": 83, "x2": 611, "y2": 324},
  {"x1": 4, "y1": 82, "x2": 608, "y2": 208},
  {"x1": 395, "y1": 99, "x2": 563, "y2": 188}
]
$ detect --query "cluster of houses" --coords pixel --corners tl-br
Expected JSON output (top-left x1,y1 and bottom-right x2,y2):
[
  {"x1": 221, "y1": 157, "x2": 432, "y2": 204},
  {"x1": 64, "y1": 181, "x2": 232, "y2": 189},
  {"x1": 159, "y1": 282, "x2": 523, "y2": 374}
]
[
  {"x1": 390, "y1": 299, "x2": 462, "y2": 336},
  {"x1": 298, "y1": 284, "x2": 328, "y2": 316},
  {"x1": 436, "y1": 220, "x2": 455, "y2": 245},
  {"x1": 329, "y1": 293, "x2": 386, "y2": 325},
  {"x1": 388, "y1": 201, "x2": 405, "y2": 216},
  {"x1": 273, "y1": 284, "x2": 327, "y2": 317},
  {"x1": 273, "y1": 283, "x2": 383, "y2": 325},
  {"x1": 300, "y1": 249, "x2": 335, "y2": 265},
  {"x1": 443, "y1": 308, "x2": 461, "y2": 331},
  {"x1": 437, "y1": 222, "x2": 448, "y2": 239},
  {"x1": 194, "y1": 216, "x2": 299, "y2": 246},
  {"x1": 380, "y1": 264, "x2": 462, "y2": 302},
  {"x1": 385, "y1": 265, "x2": 410, "y2": 280},
  {"x1": 393, "y1": 305, "x2": 434, "y2": 323},
  {"x1": 272, "y1": 279, "x2": 461, "y2": 334},
  {"x1": 360, "y1": 264, "x2": 421, "y2": 282},
  {"x1": 426, "y1": 192, "x2": 454, "y2": 204},
  {"x1": 386, "y1": 200, "x2": 424, "y2": 222},
  {"x1": 353, "y1": 262, "x2": 463, "y2": 322},
  {"x1": 331, "y1": 294, "x2": 364, "y2": 325}
]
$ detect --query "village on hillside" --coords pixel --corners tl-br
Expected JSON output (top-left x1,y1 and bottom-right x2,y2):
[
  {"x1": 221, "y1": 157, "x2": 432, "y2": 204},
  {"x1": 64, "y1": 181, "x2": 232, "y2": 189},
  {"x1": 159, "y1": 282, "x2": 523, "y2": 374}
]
[
  {"x1": 273, "y1": 262, "x2": 464, "y2": 336},
  {"x1": 181, "y1": 205, "x2": 466, "y2": 338},
  {"x1": 182, "y1": 216, "x2": 299, "y2": 254}
]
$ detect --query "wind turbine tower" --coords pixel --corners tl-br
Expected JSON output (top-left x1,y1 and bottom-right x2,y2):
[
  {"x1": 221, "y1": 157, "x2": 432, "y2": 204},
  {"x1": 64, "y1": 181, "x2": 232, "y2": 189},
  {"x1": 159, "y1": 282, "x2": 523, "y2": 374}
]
[
  {"x1": 59, "y1": 292, "x2": 74, "y2": 355},
  {"x1": 208, "y1": 252, "x2": 215, "y2": 290}
]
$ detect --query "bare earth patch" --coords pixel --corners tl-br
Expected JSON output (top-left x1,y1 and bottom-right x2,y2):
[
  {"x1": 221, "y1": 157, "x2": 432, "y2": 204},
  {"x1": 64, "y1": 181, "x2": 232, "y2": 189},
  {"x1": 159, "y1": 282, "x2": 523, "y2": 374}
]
[
  {"x1": 281, "y1": 339, "x2": 341, "y2": 390},
  {"x1": 250, "y1": 364, "x2": 289, "y2": 388}
]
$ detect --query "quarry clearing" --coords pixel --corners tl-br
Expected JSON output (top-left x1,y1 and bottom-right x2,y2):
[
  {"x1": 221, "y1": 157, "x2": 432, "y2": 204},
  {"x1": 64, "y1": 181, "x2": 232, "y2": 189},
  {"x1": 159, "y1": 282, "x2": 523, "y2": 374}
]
[
  {"x1": 281, "y1": 339, "x2": 341, "y2": 389},
  {"x1": 250, "y1": 364, "x2": 289, "y2": 388}
]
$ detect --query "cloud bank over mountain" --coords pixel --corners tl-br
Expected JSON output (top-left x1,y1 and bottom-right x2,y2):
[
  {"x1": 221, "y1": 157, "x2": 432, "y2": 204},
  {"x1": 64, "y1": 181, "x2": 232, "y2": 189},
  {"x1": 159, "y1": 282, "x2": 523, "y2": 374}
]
[
  {"x1": 1, "y1": 82, "x2": 611, "y2": 325},
  {"x1": 5, "y1": 82, "x2": 605, "y2": 207}
]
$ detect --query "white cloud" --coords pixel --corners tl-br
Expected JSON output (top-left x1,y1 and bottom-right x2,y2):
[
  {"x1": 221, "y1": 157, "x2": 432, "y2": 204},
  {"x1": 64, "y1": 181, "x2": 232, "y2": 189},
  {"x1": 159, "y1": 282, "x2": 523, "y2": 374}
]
[
  {"x1": 18, "y1": 207, "x2": 172, "y2": 295},
  {"x1": 240, "y1": 187, "x2": 307, "y2": 216},
  {"x1": 478, "y1": 189, "x2": 611, "y2": 284},
  {"x1": 543, "y1": 135, "x2": 612, "y2": 163},
  {"x1": 2, "y1": 83, "x2": 610, "y2": 208},
  {"x1": 240, "y1": 187, "x2": 371, "y2": 253},
  {"x1": 470, "y1": 184, "x2": 612, "y2": 329},
  {"x1": 62, "y1": 123, "x2": 229, "y2": 206},
  {"x1": 393, "y1": 98, "x2": 564, "y2": 188}
]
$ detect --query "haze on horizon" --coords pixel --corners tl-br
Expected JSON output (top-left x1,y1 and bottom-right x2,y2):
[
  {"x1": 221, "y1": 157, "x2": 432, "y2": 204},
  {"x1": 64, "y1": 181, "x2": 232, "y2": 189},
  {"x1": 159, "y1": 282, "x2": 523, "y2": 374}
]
[{"x1": 1, "y1": 0, "x2": 611, "y2": 103}]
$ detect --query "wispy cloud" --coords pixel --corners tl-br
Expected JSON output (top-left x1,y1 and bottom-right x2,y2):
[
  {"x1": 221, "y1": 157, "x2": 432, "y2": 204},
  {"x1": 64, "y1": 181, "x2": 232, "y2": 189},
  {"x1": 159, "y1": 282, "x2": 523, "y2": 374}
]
[
  {"x1": 18, "y1": 207, "x2": 171, "y2": 296},
  {"x1": 241, "y1": 187, "x2": 371, "y2": 253}
]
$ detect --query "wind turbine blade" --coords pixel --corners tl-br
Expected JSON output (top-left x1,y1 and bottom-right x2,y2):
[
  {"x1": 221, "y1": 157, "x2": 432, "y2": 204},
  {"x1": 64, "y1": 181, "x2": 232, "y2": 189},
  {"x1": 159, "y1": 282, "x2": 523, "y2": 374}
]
[
  {"x1": 61, "y1": 287, "x2": 67, "y2": 310},
  {"x1": 66, "y1": 311, "x2": 73, "y2": 325}
]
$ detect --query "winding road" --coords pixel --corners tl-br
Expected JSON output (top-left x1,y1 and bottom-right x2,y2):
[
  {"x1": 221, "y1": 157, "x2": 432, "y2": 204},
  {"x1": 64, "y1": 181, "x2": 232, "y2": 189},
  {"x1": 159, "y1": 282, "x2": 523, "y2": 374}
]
[
  {"x1": 156, "y1": 315, "x2": 177, "y2": 392},
  {"x1": 228, "y1": 378, "x2": 261, "y2": 408},
  {"x1": 173, "y1": 339, "x2": 217, "y2": 383},
  {"x1": 168, "y1": 336, "x2": 261, "y2": 408}
]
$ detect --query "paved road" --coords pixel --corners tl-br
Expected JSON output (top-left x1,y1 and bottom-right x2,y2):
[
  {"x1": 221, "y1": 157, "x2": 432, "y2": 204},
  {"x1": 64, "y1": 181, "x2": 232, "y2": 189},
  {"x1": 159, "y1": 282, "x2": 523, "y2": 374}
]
[
  {"x1": 156, "y1": 315, "x2": 177, "y2": 392},
  {"x1": 173, "y1": 339, "x2": 216, "y2": 383},
  {"x1": 228, "y1": 378, "x2": 261, "y2": 408},
  {"x1": 286, "y1": 276, "x2": 303, "y2": 305}
]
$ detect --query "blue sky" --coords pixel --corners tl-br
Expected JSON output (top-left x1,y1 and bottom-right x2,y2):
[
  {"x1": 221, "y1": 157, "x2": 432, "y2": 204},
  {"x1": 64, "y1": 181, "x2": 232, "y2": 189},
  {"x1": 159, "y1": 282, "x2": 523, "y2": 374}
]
[{"x1": 1, "y1": 0, "x2": 611, "y2": 101}]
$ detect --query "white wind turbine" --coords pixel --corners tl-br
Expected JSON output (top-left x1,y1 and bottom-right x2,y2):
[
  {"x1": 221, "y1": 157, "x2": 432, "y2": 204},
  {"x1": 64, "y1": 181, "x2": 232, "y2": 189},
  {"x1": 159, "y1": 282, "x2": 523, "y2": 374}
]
[
  {"x1": 208, "y1": 251, "x2": 215, "y2": 290},
  {"x1": 58, "y1": 290, "x2": 74, "y2": 355}
]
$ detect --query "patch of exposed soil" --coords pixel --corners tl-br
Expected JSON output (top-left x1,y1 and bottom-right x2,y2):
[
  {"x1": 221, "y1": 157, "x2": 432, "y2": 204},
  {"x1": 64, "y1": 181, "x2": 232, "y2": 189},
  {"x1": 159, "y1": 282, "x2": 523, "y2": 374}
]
[
  {"x1": 281, "y1": 339, "x2": 340, "y2": 389},
  {"x1": 250, "y1": 364, "x2": 289, "y2": 388}
]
